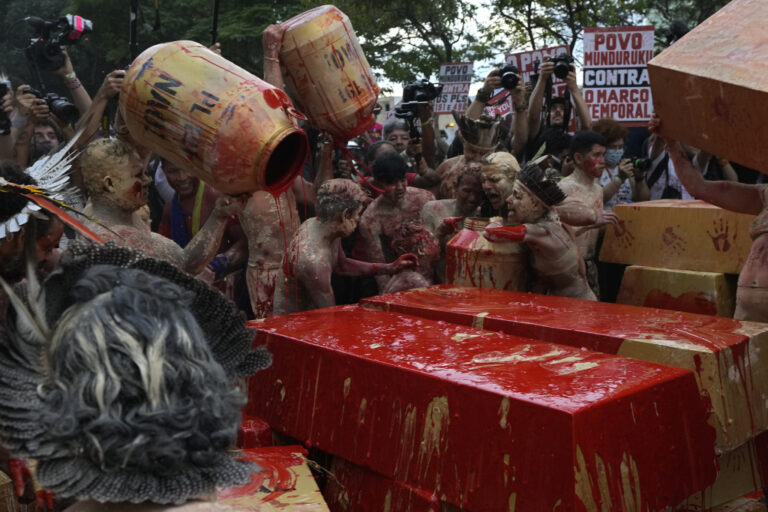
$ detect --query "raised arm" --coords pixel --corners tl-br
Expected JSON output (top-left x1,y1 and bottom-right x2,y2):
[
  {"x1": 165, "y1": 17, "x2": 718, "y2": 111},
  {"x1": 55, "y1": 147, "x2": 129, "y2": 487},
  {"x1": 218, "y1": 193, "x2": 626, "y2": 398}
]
[
  {"x1": 262, "y1": 24, "x2": 286, "y2": 89},
  {"x1": 466, "y1": 70, "x2": 501, "y2": 120},
  {"x1": 527, "y1": 60, "x2": 554, "y2": 139},
  {"x1": 651, "y1": 115, "x2": 763, "y2": 215},
  {"x1": 566, "y1": 68, "x2": 591, "y2": 131},
  {"x1": 181, "y1": 196, "x2": 245, "y2": 274}
]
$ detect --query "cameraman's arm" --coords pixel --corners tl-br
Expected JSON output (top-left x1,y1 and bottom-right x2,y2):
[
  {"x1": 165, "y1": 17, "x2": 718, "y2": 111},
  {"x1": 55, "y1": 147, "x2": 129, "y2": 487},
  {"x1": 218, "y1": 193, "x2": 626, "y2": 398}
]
[
  {"x1": 509, "y1": 77, "x2": 528, "y2": 155},
  {"x1": 466, "y1": 70, "x2": 501, "y2": 120},
  {"x1": 55, "y1": 48, "x2": 92, "y2": 115},
  {"x1": 418, "y1": 103, "x2": 436, "y2": 169},
  {"x1": 262, "y1": 24, "x2": 286, "y2": 89},
  {"x1": 75, "y1": 70, "x2": 124, "y2": 145},
  {"x1": 527, "y1": 61, "x2": 554, "y2": 139},
  {"x1": 566, "y1": 69, "x2": 592, "y2": 131}
]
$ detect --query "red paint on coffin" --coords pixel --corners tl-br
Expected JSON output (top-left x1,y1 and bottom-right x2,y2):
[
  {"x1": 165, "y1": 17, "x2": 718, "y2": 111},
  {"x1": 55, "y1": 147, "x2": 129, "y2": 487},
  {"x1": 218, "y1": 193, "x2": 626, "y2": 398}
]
[
  {"x1": 246, "y1": 305, "x2": 716, "y2": 510},
  {"x1": 643, "y1": 289, "x2": 718, "y2": 316},
  {"x1": 361, "y1": 285, "x2": 747, "y2": 354}
]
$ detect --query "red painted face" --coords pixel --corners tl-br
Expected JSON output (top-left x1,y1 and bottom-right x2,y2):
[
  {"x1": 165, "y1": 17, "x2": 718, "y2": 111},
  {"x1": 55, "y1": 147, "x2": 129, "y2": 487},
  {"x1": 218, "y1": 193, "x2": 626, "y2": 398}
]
[
  {"x1": 380, "y1": 178, "x2": 407, "y2": 204},
  {"x1": 580, "y1": 144, "x2": 606, "y2": 178}
]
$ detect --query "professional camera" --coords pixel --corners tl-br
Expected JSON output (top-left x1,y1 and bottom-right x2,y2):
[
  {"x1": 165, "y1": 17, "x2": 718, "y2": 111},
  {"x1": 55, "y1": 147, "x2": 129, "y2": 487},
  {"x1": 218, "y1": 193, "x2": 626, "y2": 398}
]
[
  {"x1": 395, "y1": 79, "x2": 442, "y2": 119},
  {"x1": 632, "y1": 157, "x2": 652, "y2": 173},
  {"x1": 22, "y1": 87, "x2": 79, "y2": 124},
  {"x1": 498, "y1": 64, "x2": 520, "y2": 90},
  {"x1": 25, "y1": 15, "x2": 92, "y2": 71},
  {"x1": 547, "y1": 52, "x2": 574, "y2": 80}
]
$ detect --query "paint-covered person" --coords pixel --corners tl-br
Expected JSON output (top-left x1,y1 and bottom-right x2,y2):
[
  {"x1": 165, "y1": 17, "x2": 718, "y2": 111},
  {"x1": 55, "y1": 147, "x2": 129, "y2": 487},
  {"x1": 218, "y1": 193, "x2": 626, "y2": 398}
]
[
  {"x1": 437, "y1": 112, "x2": 502, "y2": 199},
  {"x1": 483, "y1": 160, "x2": 596, "y2": 301},
  {"x1": 357, "y1": 153, "x2": 435, "y2": 293},
  {"x1": 480, "y1": 151, "x2": 521, "y2": 218},
  {"x1": 421, "y1": 162, "x2": 485, "y2": 281},
  {"x1": 158, "y1": 159, "x2": 247, "y2": 296},
  {"x1": 273, "y1": 179, "x2": 416, "y2": 314},
  {"x1": 557, "y1": 130, "x2": 616, "y2": 296},
  {"x1": 79, "y1": 138, "x2": 243, "y2": 275}
]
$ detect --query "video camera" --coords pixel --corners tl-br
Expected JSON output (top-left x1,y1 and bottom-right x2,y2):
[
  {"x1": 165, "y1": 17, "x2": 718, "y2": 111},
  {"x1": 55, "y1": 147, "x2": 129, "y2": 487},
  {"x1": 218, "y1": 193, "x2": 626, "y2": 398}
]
[
  {"x1": 25, "y1": 15, "x2": 92, "y2": 71},
  {"x1": 498, "y1": 64, "x2": 520, "y2": 90},
  {"x1": 22, "y1": 87, "x2": 79, "y2": 125},
  {"x1": 394, "y1": 79, "x2": 443, "y2": 120},
  {"x1": 546, "y1": 52, "x2": 574, "y2": 80}
]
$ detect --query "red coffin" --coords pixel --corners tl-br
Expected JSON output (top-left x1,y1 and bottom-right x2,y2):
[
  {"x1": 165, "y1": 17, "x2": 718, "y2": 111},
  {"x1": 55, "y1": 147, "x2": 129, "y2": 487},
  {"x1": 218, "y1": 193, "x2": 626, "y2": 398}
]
[{"x1": 246, "y1": 305, "x2": 716, "y2": 510}]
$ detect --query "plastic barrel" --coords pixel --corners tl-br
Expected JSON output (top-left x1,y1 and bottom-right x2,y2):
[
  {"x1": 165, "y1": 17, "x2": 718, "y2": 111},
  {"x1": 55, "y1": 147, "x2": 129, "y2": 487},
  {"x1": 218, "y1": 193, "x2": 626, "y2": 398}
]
[{"x1": 120, "y1": 40, "x2": 308, "y2": 195}]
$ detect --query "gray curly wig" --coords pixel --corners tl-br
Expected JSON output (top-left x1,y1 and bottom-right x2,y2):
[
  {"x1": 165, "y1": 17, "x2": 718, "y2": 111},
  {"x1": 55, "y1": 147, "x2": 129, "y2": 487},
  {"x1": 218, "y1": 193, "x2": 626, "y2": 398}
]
[{"x1": 0, "y1": 242, "x2": 272, "y2": 504}]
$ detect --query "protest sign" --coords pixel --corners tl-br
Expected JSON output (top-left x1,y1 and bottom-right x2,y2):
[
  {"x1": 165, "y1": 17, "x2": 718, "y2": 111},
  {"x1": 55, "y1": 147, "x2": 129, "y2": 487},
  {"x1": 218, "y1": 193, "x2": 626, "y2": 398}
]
[
  {"x1": 583, "y1": 26, "x2": 654, "y2": 124},
  {"x1": 434, "y1": 62, "x2": 474, "y2": 114}
]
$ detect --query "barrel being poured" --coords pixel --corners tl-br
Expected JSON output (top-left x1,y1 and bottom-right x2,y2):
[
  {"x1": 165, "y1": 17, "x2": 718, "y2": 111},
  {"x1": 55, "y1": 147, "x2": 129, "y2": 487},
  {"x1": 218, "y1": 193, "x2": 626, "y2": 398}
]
[{"x1": 120, "y1": 40, "x2": 308, "y2": 195}]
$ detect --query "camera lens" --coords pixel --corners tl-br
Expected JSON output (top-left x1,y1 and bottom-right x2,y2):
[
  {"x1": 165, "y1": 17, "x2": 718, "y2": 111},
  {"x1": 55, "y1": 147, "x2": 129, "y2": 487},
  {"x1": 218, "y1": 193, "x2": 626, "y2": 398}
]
[{"x1": 47, "y1": 94, "x2": 79, "y2": 124}]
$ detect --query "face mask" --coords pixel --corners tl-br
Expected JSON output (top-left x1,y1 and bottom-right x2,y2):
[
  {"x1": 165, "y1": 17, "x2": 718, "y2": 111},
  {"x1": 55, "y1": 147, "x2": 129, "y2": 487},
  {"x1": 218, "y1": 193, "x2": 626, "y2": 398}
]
[{"x1": 605, "y1": 149, "x2": 623, "y2": 166}]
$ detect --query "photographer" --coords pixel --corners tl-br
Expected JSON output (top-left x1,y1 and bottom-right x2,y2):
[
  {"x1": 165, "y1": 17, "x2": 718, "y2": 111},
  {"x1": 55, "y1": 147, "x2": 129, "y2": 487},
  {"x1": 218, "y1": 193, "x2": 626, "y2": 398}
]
[
  {"x1": 592, "y1": 118, "x2": 649, "y2": 208},
  {"x1": 467, "y1": 67, "x2": 528, "y2": 158},
  {"x1": 13, "y1": 84, "x2": 64, "y2": 166},
  {"x1": 527, "y1": 55, "x2": 592, "y2": 156}
]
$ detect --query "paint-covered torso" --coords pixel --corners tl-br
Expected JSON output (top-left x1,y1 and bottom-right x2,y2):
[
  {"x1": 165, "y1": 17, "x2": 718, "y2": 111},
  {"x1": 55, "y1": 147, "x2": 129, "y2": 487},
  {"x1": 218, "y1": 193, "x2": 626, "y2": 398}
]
[
  {"x1": 559, "y1": 174, "x2": 603, "y2": 260},
  {"x1": 736, "y1": 184, "x2": 768, "y2": 321}
]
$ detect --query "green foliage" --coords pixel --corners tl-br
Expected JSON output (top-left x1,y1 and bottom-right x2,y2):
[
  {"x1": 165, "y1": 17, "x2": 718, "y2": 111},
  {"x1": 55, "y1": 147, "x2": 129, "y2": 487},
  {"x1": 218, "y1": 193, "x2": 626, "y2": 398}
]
[
  {"x1": 645, "y1": 0, "x2": 730, "y2": 49},
  {"x1": 310, "y1": 0, "x2": 495, "y2": 84},
  {"x1": 492, "y1": 0, "x2": 646, "y2": 53}
]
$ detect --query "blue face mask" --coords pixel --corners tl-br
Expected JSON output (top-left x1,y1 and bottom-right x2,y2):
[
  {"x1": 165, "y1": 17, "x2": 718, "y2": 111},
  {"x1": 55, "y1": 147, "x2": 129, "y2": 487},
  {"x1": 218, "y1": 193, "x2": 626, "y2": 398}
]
[{"x1": 605, "y1": 148, "x2": 624, "y2": 166}]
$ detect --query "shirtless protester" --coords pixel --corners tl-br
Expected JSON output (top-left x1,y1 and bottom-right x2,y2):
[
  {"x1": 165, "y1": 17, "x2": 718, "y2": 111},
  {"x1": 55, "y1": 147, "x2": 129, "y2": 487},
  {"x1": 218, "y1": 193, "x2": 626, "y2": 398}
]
[
  {"x1": 483, "y1": 159, "x2": 596, "y2": 301},
  {"x1": 480, "y1": 151, "x2": 521, "y2": 217},
  {"x1": 357, "y1": 153, "x2": 435, "y2": 293},
  {"x1": 558, "y1": 130, "x2": 617, "y2": 296},
  {"x1": 159, "y1": 160, "x2": 247, "y2": 292},
  {"x1": 79, "y1": 138, "x2": 243, "y2": 275},
  {"x1": 273, "y1": 179, "x2": 416, "y2": 314},
  {"x1": 437, "y1": 112, "x2": 502, "y2": 199},
  {"x1": 421, "y1": 162, "x2": 484, "y2": 281},
  {"x1": 651, "y1": 115, "x2": 768, "y2": 321}
]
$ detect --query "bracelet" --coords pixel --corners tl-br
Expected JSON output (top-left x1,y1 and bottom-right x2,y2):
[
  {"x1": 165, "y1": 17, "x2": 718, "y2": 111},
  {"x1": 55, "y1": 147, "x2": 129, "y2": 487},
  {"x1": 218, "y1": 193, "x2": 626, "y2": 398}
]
[
  {"x1": 63, "y1": 71, "x2": 77, "y2": 81},
  {"x1": 475, "y1": 88, "x2": 492, "y2": 104},
  {"x1": 421, "y1": 119, "x2": 432, "y2": 127},
  {"x1": 264, "y1": 56, "x2": 280, "y2": 63},
  {"x1": 66, "y1": 78, "x2": 82, "y2": 90}
]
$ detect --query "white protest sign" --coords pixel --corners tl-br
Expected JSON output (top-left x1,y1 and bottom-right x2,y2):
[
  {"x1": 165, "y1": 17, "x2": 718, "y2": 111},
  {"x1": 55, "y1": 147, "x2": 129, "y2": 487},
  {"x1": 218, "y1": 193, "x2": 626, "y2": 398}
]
[
  {"x1": 434, "y1": 62, "x2": 474, "y2": 114},
  {"x1": 583, "y1": 26, "x2": 654, "y2": 124}
]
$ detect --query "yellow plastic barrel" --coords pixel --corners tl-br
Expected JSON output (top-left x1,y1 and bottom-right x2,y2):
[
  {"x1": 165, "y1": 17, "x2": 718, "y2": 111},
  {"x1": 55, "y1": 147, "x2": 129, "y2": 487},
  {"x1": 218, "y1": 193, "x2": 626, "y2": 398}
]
[
  {"x1": 120, "y1": 40, "x2": 308, "y2": 195},
  {"x1": 279, "y1": 5, "x2": 379, "y2": 141}
]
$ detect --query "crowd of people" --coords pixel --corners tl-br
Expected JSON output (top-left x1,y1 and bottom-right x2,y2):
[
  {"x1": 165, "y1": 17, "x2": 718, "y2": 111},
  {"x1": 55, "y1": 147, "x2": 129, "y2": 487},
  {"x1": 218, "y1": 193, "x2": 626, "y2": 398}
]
[{"x1": 0, "y1": 30, "x2": 766, "y2": 511}]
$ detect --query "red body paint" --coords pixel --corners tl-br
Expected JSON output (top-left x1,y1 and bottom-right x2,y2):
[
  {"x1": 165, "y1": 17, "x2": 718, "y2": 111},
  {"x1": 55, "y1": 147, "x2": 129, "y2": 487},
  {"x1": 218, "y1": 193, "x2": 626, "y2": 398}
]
[{"x1": 247, "y1": 305, "x2": 716, "y2": 510}]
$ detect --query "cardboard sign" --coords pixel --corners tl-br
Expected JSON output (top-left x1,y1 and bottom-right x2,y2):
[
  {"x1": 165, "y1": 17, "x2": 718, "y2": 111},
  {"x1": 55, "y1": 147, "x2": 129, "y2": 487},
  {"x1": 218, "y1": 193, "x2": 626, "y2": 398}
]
[
  {"x1": 434, "y1": 62, "x2": 474, "y2": 114},
  {"x1": 583, "y1": 26, "x2": 654, "y2": 123}
]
